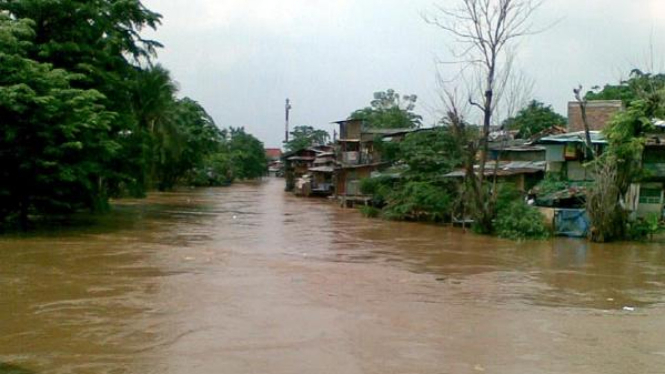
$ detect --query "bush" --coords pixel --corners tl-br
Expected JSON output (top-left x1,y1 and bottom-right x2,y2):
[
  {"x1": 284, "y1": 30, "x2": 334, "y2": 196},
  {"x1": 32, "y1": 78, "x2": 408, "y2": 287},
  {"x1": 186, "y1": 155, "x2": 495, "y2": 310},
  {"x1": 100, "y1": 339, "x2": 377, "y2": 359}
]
[
  {"x1": 360, "y1": 176, "x2": 394, "y2": 206},
  {"x1": 382, "y1": 181, "x2": 452, "y2": 222},
  {"x1": 495, "y1": 201, "x2": 550, "y2": 240},
  {"x1": 628, "y1": 213, "x2": 664, "y2": 241},
  {"x1": 359, "y1": 205, "x2": 381, "y2": 218},
  {"x1": 534, "y1": 172, "x2": 568, "y2": 196}
]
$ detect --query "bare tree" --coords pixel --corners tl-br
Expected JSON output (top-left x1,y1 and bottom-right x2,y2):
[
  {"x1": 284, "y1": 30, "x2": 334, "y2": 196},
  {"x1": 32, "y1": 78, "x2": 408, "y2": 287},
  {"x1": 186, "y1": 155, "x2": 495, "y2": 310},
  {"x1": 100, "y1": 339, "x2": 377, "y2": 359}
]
[
  {"x1": 586, "y1": 159, "x2": 626, "y2": 242},
  {"x1": 573, "y1": 85, "x2": 595, "y2": 159},
  {"x1": 426, "y1": 0, "x2": 543, "y2": 232}
]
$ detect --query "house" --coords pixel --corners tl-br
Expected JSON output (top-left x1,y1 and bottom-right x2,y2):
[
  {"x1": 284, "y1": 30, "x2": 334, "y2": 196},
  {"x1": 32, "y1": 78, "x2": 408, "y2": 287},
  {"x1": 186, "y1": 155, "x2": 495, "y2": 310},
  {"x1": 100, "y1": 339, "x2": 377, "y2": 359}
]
[
  {"x1": 282, "y1": 147, "x2": 322, "y2": 192},
  {"x1": 265, "y1": 148, "x2": 283, "y2": 176},
  {"x1": 489, "y1": 140, "x2": 546, "y2": 162},
  {"x1": 265, "y1": 148, "x2": 282, "y2": 161},
  {"x1": 534, "y1": 131, "x2": 607, "y2": 181},
  {"x1": 333, "y1": 119, "x2": 420, "y2": 205},
  {"x1": 306, "y1": 151, "x2": 336, "y2": 196},
  {"x1": 627, "y1": 124, "x2": 665, "y2": 218},
  {"x1": 535, "y1": 125, "x2": 665, "y2": 220},
  {"x1": 443, "y1": 160, "x2": 546, "y2": 192}
]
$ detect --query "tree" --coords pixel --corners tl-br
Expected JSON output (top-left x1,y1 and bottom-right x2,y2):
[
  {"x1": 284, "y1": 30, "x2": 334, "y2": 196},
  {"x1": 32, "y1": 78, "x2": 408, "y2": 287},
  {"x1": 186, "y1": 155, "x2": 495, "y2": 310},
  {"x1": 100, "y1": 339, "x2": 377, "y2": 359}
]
[
  {"x1": 1, "y1": 0, "x2": 165, "y2": 198},
  {"x1": 349, "y1": 89, "x2": 422, "y2": 129},
  {"x1": 228, "y1": 127, "x2": 267, "y2": 180},
  {"x1": 426, "y1": 0, "x2": 543, "y2": 233},
  {"x1": 582, "y1": 74, "x2": 665, "y2": 242},
  {"x1": 586, "y1": 70, "x2": 665, "y2": 107},
  {"x1": 153, "y1": 97, "x2": 223, "y2": 190},
  {"x1": 397, "y1": 127, "x2": 464, "y2": 176},
  {"x1": 284, "y1": 125, "x2": 329, "y2": 152},
  {"x1": 0, "y1": 15, "x2": 117, "y2": 228},
  {"x1": 503, "y1": 100, "x2": 566, "y2": 138}
]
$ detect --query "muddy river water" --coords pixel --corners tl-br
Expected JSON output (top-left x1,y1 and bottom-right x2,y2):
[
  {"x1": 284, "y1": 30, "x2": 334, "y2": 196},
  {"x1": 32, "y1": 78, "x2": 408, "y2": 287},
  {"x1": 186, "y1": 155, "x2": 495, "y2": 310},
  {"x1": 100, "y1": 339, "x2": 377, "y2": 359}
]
[{"x1": 1, "y1": 178, "x2": 665, "y2": 373}]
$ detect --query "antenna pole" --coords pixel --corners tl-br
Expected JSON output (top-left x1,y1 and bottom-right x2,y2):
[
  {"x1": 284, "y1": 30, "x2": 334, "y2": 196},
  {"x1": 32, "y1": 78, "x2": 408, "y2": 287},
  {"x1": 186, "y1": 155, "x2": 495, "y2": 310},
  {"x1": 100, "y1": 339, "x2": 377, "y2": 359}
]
[{"x1": 285, "y1": 98, "x2": 291, "y2": 144}]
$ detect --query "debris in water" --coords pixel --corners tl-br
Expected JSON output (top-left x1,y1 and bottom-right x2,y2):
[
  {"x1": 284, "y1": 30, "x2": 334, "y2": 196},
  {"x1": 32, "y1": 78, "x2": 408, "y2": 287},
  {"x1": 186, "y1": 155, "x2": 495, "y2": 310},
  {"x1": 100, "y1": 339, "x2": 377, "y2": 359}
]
[
  {"x1": 607, "y1": 298, "x2": 614, "y2": 301},
  {"x1": 474, "y1": 364, "x2": 486, "y2": 372},
  {"x1": 623, "y1": 306, "x2": 635, "y2": 312},
  {"x1": 233, "y1": 215, "x2": 237, "y2": 219}
]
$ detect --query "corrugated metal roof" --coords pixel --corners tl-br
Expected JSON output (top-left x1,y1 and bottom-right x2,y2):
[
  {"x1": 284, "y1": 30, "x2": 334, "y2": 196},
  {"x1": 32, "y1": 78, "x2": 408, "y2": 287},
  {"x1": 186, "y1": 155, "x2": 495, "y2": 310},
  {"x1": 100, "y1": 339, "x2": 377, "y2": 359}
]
[
  {"x1": 536, "y1": 131, "x2": 607, "y2": 144},
  {"x1": 444, "y1": 161, "x2": 546, "y2": 178},
  {"x1": 287, "y1": 156, "x2": 316, "y2": 161},
  {"x1": 308, "y1": 166, "x2": 335, "y2": 173}
]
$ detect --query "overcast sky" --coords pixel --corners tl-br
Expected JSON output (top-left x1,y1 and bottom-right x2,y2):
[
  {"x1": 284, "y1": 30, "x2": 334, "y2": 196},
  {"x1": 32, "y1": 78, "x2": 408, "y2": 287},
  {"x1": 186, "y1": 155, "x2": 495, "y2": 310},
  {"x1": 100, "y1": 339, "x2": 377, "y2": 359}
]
[{"x1": 141, "y1": 0, "x2": 665, "y2": 148}]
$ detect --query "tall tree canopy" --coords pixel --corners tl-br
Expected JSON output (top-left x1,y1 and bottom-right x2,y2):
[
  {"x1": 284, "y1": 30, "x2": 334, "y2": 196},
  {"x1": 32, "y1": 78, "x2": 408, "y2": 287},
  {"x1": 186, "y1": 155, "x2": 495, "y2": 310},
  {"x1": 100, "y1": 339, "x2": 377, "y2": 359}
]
[
  {"x1": 349, "y1": 89, "x2": 422, "y2": 129},
  {"x1": 502, "y1": 100, "x2": 566, "y2": 138},
  {"x1": 284, "y1": 125, "x2": 330, "y2": 152},
  {"x1": 0, "y1": 14, "x2": 117, "y2": 227},
  {"x1": 227, "y1": 128, "x2": 268, "y2": 180},
  {"x1": 586, "y1": 70, "x2": 665, "y2": 107},
  {"x1": 0, "y1": 3, "x2": 268, "y2": 229}
]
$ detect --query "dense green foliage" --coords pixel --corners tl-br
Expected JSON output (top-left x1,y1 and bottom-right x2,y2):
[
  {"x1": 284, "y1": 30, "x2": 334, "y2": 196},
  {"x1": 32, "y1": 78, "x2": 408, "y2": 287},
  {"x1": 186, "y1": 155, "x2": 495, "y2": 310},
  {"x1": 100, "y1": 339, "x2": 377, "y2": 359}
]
[
  {"x1": 284, "y1": 125, "x2": 329, "y2": 152},
  {"x1": 585, "y1": 71, "x2": 665, "y2": 242},
  {"x1": 494, "y1": 201, "x2": 550, "y2": 240},
  {"x1": 225, "y1": 128, "x2": 268, "y2": 180},
  {"x1": 187, "y1": 127, "x2": 267, "y2": 186},
  {"x1": 0, "y1": 15, "x2": 117, "y2": 226},
  {"x1": 382, "y1": 181, "x2": 452, "y2": 221},
  {"x1": 358, "y1": 127, "x2": 462, "y2": 222},
  {"x1": 360, "y1": 130, "x2": 551, "y2": 240},
  {"x1": 349, "y1": 89, "x2": 422, "y2": 129},
  {"x1": 627, "y1": 213, "x2": 665, "y2": 241},
  {"x1": 478, "y1": 183, "x2": 550, "y2": 240},
  {"x1": 502, "y1": 100, "x2": 566, "y2": 138},
  {"x1": 0, "y1": 3, "x2": 266, "y2": 229},
  {"x1": 398, "y1": 128, "x2": 464, "y2": 175},
  {"x1": 586, "y1": 70, "x2": 665, "y2": 107}
]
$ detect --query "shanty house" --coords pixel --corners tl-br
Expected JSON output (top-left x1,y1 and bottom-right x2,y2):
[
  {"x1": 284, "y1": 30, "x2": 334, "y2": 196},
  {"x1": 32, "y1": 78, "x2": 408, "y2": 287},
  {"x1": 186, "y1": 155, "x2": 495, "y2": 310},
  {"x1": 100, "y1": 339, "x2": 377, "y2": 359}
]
[
  {"x1": 282, "y1": 148, "x2": 320, "y2": 192},
  {"x1": 333, "y1": 119, "x2": 419, "y2": 202},
  {"x1": 307, "y1": 151, "x2": 336, "y2": 196},
  {"x1": 443, "y1": 161, "x2": 546, "y2": 192},
  {"x1": 534, "y1": 131, "x2": 607, "y2": 181},
  {"x1": 627, "y1": 125, "x2": 665, "y2": 218}
]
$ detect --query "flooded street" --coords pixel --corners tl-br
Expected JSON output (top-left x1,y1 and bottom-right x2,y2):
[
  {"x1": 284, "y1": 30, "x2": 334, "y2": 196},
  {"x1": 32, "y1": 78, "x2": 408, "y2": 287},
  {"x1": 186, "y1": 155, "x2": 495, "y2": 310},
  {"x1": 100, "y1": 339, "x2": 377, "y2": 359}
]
[{"x1": 2, "y1": 178, "x2": 665, "y2": 373}]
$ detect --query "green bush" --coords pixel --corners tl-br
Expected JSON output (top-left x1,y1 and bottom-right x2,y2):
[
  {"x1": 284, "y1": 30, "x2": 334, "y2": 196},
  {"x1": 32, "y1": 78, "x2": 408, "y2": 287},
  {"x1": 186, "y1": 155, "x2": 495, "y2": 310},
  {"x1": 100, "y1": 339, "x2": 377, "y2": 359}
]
[
  {"x1": 628, "y1": 213, "x2": 664, "y2": 241},
  {"x1": 382, "y1": 181, "x2": 451, "y2": 221},
  {"x1": 359, "y1": 205, "x2": 381, "y2": 218},
  {"x1": 495, "y1": 201, "x2": 550, "y2": 240},
  {"x1": 534, "y1": 173, "x2": 568, "y2": 196},
  {"x1": 360, "y1": 176, "x2": 394, "y2": 206}
]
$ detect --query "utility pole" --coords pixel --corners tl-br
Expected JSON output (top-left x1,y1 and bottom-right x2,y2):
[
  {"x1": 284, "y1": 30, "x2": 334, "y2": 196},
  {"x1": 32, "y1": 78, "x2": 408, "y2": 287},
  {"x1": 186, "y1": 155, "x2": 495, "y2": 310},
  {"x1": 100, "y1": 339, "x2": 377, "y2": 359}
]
[{"x1": 285, "y1": 98, "x2": 291, "y2": 144}]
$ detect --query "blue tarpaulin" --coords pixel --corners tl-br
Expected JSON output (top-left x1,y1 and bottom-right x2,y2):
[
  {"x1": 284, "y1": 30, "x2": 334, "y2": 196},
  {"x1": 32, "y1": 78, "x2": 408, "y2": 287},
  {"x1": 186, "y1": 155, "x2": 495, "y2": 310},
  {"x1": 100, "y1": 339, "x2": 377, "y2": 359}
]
[{"x1": 554, "y1": 209, "x2": 590, "y2": 238}]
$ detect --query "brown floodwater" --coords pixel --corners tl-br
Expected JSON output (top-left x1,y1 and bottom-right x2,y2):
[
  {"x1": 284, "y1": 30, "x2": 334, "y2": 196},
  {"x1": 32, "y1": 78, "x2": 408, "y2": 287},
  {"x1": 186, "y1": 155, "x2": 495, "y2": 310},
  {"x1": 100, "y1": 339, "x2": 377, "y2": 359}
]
[{"x1": 1, "y1": 178, "x2": 665, "y2": 373}]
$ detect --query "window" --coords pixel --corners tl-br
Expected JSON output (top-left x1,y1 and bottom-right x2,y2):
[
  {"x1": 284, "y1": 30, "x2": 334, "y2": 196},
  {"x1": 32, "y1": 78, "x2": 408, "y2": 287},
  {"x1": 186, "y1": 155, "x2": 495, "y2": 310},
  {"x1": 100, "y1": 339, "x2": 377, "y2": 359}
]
[{"x1": 639, "y1": 187, "x2": 663, "y2": 204}]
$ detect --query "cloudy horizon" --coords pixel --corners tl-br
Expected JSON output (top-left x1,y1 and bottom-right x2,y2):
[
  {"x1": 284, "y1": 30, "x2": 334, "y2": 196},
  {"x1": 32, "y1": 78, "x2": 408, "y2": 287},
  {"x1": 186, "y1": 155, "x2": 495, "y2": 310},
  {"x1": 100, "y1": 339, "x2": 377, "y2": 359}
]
[{"x1": 141, "y1": 0, "x2": 665, "y2": 148}]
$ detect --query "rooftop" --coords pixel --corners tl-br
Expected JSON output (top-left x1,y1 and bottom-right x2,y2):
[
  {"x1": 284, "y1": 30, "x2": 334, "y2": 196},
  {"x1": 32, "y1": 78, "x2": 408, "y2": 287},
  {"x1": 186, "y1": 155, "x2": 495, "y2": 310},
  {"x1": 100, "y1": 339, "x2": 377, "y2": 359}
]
[
  {"x1": 444, "y1": 161, "x2": 546, "y2": 178},
  {"x1": 534, "y1": 131, "x2": 607, "y2": 145}
]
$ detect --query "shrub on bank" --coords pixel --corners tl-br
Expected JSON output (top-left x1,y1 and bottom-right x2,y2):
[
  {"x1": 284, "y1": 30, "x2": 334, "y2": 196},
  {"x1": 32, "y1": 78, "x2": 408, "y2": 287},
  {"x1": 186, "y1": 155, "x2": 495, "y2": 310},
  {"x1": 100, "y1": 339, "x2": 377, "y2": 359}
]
[
  {"x1": 627, "y1": 213, "x2": 664, "y2": 241},
  {"x1": 495, "y1": 201, "x2": 550, "y2": 240},
  {"x1": 359, "y1": 205, "x2": 381, "y2": 218},
  {"x1": 382, "y1": 181, "x2": 452, "y2": 222}
]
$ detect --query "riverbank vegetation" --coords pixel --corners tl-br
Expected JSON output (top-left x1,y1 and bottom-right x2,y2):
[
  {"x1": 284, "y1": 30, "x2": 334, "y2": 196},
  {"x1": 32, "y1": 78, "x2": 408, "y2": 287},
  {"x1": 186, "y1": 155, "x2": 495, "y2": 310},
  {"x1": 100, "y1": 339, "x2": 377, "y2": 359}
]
[
  {"x1": 584, "y1": 71, "x2": 665, "y2": 242},
  {"x1": 0, "y1": 2, "x2": 266, "y2": 229}
]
